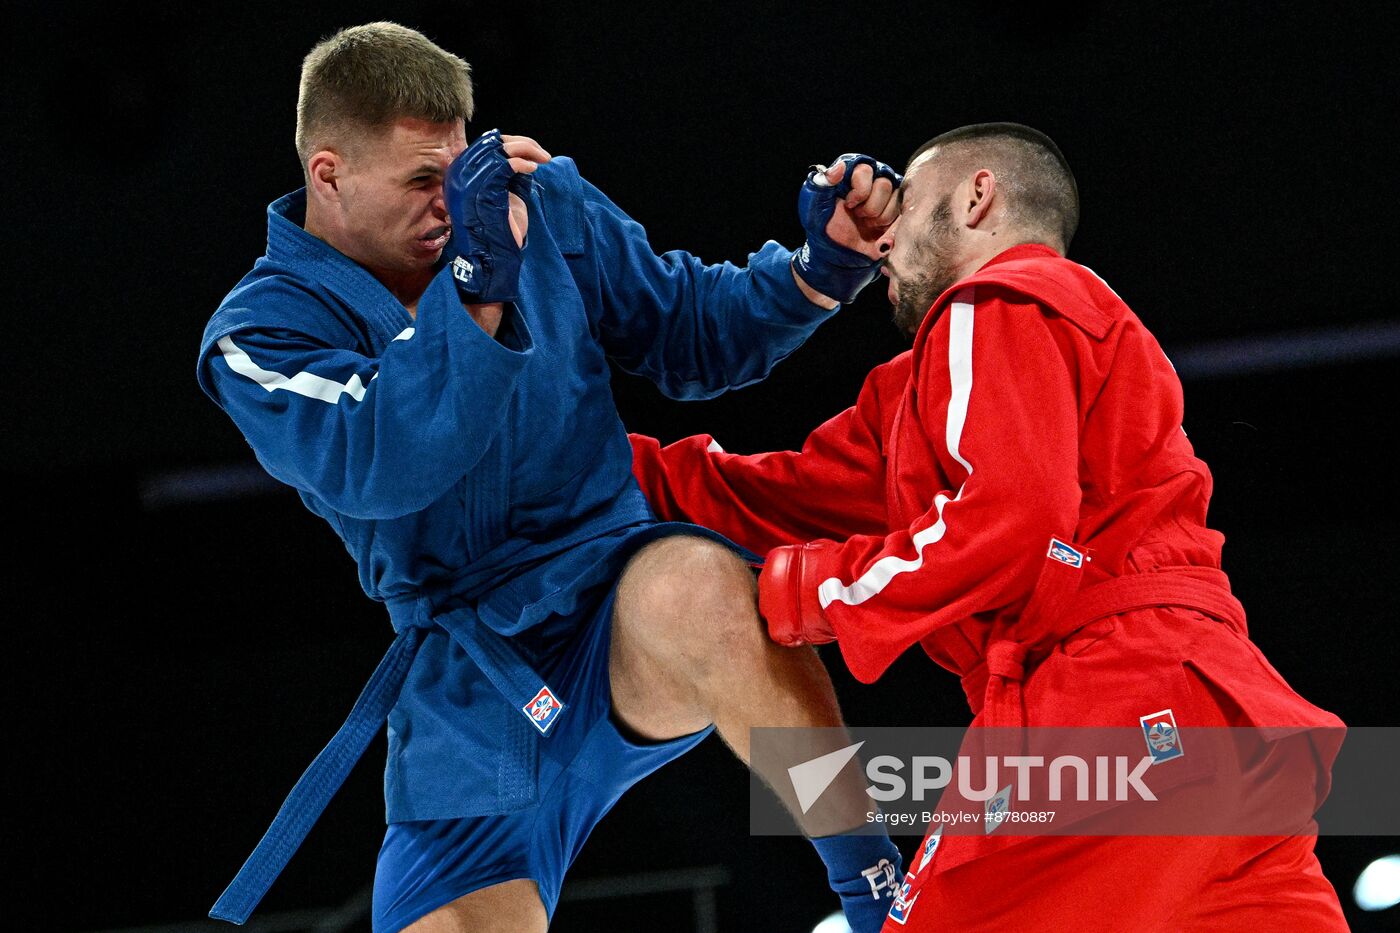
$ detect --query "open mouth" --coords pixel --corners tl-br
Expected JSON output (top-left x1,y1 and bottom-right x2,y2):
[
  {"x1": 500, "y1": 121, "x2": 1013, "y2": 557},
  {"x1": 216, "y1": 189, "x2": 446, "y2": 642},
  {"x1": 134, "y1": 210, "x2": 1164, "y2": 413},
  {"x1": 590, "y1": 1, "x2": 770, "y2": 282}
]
[{"x1": 417, "y1": 225, "x2": 451, "y2": 251}]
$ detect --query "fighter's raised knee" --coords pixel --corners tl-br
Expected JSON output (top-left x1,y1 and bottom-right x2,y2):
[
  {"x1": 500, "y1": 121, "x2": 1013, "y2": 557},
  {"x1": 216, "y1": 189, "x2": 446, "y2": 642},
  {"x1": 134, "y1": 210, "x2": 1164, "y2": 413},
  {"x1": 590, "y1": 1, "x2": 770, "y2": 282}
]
[{"x1": 615, "y1": 534, "x2": 757, "y2": 632}]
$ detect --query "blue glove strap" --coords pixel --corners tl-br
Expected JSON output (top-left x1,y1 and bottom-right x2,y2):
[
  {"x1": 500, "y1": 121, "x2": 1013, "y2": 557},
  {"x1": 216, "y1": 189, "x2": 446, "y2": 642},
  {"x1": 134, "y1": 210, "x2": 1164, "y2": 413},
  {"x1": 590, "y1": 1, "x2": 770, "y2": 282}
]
[
  {"x1": 792, "y1": 153, "x2": 903, "y2": 304},
  {"x1": 445, "y1": 129, "x2": 532, "y2": 304}
]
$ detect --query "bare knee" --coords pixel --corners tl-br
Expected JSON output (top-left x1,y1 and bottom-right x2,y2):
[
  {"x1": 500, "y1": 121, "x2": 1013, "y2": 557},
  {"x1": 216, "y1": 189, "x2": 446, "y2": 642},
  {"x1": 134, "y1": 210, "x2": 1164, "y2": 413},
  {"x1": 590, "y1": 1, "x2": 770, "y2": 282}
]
[
  {"x1": 610, "y1": 536, "x2": 767, "y2": 739},
  {"x1": 404, "y1": 878, "x2": 546, "y2": 933},
  {"x1": 615, "y1": 535, "x2": 763, "y2": 655}
]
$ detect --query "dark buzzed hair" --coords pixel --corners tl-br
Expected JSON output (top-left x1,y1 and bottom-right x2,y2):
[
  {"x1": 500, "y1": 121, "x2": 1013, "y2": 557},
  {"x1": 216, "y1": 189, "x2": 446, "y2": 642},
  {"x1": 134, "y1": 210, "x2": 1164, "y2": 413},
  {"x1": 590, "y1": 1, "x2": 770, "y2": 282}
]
[
  {"x1": 295, "y1": 22, "x2": 474, "y2": 166},
  {"x1": 909, "y1": 123, "x2": 1079, "y2": 249}
]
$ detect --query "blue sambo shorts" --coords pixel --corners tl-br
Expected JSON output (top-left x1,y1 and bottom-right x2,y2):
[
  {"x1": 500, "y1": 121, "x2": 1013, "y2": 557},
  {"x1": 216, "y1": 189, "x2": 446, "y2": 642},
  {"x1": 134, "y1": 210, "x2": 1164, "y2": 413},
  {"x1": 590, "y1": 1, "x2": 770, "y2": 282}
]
[{"x1": 370, "y1": 572, "x2": 715, "y2": 932}]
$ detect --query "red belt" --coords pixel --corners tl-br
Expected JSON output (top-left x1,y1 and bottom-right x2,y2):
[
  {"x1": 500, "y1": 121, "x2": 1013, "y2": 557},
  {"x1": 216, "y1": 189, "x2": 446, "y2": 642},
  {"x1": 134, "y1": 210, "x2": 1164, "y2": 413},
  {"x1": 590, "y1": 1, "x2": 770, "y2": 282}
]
[{"x1": 960, "y1": 557, "x2": 1247, "y2": 727}]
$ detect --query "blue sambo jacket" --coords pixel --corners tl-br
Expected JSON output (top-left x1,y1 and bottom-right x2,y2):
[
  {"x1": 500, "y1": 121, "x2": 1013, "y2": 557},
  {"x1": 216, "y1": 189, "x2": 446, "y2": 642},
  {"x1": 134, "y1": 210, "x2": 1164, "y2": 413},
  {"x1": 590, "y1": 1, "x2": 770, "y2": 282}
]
[{"x1": 196, "y1": 156, "x2": 834, "y2": 844}]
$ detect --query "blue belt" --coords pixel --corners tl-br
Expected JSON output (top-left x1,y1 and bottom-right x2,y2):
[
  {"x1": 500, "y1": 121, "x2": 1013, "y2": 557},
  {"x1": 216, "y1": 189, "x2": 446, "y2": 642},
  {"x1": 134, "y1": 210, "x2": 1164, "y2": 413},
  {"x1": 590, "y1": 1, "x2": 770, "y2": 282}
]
[{"x1": 209, "y1": 593, "x2": 565, "y2": 925}]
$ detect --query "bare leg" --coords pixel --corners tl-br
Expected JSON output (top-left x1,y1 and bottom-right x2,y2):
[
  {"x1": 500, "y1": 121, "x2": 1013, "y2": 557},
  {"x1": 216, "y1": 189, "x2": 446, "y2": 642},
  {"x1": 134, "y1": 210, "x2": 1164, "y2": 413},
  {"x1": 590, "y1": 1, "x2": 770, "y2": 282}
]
[
  {"x1": 403, "y1": 878, "x2": 547, "y2": 933},
  {"x1": 409, "y1": 537, "x2": 886, "y2": 933},
  {"x1": 609, "y1": 535, "x2": 873, "y2": 836}
]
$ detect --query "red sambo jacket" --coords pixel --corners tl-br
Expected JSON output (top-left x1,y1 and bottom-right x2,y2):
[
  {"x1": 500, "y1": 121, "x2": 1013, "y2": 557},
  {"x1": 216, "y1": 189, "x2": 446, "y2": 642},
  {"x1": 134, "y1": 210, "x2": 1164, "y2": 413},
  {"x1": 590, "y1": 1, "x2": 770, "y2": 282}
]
[{"x1": 631, "y1": 244, "x2": 1340, "y2": 740}]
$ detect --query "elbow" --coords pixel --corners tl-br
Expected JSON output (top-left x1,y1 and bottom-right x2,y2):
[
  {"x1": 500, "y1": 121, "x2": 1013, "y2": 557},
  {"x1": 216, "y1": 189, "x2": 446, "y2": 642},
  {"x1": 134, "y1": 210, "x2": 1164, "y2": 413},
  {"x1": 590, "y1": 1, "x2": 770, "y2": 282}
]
[
  {"x1": 319, "y1": 484, "x2": 425, "y2": 521},
  {"x1": 312, "y1": 465, "x2": 449, "y2": 522},
  {"x1": 1001, "y1": 489, "x2": 1082, "y2": 584},
  {"x1": 969, "y1": 476, "x2": 1079, "y2": 582},
  {"x1": 331, "y1": 497, "x2": 420, "y2": 522},
  {"x1": 1005, "y1": 466, "x2": 1080, "y2": 538}
]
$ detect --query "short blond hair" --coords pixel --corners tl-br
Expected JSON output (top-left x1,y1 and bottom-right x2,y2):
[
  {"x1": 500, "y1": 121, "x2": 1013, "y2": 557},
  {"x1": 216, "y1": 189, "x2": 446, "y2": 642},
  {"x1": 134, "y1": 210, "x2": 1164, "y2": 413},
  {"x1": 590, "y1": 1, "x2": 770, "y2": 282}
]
[{"x1": 295, "y1": 22, "x2": 474, "y2": 166}]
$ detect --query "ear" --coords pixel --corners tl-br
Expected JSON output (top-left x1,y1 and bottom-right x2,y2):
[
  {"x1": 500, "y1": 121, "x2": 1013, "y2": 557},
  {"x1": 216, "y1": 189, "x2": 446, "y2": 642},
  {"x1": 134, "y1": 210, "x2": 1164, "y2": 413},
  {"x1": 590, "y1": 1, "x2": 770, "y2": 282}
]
[
  {"x1": 964, "y1": 169, "x2": 997, "y2": 229},
  {"x1": 306, "y1": 149, "x2": 344, "y2": 203}
]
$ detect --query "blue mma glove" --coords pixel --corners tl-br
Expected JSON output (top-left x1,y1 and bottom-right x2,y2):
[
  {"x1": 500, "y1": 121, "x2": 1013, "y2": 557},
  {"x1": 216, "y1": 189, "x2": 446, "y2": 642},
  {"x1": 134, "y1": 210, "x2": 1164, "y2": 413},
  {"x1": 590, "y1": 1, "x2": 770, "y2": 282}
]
[
  {"x1": 792, "y1": 153, "x2": 903, "y2": 304},
  {"x1": 445, "y1": 129, "x2": 533, "y2": 303}
]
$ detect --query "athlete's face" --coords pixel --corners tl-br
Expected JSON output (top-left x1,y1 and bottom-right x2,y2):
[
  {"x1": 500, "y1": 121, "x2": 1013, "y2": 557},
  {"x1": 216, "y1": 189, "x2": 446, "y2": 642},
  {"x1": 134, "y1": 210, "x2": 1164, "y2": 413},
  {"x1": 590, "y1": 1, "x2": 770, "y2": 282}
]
[
  {"x1": 334, "y1": 117, "x2": 466, "y2": 277},
  {"x1": 879, "y1": 153, "x2": 964, "y2": 336}
]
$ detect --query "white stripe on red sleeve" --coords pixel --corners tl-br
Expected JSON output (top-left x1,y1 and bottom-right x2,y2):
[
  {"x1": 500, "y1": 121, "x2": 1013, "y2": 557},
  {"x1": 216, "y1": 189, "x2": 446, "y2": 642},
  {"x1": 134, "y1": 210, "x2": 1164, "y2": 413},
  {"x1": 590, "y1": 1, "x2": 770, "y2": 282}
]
[{"x1": 816, "y1": 288, "x2": 977, "y2": 609}]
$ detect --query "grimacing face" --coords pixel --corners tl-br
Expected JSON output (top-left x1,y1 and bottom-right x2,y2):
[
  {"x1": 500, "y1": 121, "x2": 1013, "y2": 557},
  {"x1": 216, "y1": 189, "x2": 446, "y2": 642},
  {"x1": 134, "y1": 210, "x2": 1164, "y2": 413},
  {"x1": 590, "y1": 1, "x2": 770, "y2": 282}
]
[
  {"x1": 881, "y1": 153, "x2": 964, "y2": 335},
  {"x1": 331, "y1": 117, "x2": 467, "y2": 276}
]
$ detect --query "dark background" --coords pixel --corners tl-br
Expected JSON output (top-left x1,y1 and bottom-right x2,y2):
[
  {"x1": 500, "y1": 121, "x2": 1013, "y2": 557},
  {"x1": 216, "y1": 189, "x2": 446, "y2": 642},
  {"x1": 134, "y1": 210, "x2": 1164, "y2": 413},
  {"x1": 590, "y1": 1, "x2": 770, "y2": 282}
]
[{"x1": 7, "y1": 1, "x2": 1399, "y2": 930}]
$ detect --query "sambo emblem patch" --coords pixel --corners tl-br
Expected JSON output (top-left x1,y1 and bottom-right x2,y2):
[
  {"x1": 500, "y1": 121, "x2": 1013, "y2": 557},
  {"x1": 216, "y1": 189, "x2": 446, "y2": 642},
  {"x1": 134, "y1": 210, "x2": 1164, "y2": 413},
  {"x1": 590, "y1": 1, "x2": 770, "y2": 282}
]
[
  {"x1": 1047, "y1": 537, "x2": 1085, "y2": 568},
  {"x1": 1140, "y1": 708, "x2": 1183, "y2": 763},
  {"x1": 917, "y1": 826, "x2": 943, "y2": 873},
  {"x1": 984, "y1": 784, "x2": 1013, "y2": 834},
  {"x1": 887, "y1": 872, "x2": 920, "y2": 925},
  {"x1": 523, "y1": 686, "x2": 565, "y2": 735}
]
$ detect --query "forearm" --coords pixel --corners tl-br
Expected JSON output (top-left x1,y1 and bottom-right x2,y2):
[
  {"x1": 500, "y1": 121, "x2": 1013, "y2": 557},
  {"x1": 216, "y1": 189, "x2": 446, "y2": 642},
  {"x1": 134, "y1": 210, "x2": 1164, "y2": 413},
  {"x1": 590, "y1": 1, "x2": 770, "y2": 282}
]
[
  {"x1": 632, "y1": 426, "x2": 887, "y2": 555},
  {"x1": 465, "y1": 301, "x2": 505, "y2": 338},
  {"x1": 631, "y1": 434, "x2": 820, "y2": 554},
  {"x1": 791, "y1": 263, "x2": 839, "y2": 309}
]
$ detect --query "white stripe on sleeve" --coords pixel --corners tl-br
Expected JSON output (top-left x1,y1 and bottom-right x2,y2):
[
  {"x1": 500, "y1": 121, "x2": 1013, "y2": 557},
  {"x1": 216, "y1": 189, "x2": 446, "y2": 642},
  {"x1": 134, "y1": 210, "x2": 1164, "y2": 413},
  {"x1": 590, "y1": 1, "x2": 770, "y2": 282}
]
[
  {"x1": 217, "y1": 336, "x2": 373, "y2": 405},
  {"x1": 817, "y1": 289, "x2": 977, "y2": 609}
]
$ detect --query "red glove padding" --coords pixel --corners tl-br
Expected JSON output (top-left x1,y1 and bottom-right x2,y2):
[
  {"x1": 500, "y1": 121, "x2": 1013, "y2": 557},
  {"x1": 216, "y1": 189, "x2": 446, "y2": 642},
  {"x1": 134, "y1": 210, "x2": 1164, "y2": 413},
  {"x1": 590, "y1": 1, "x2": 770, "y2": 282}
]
[{"x1": 758, "y1": 544, "x2": 836, "y2": 647}]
